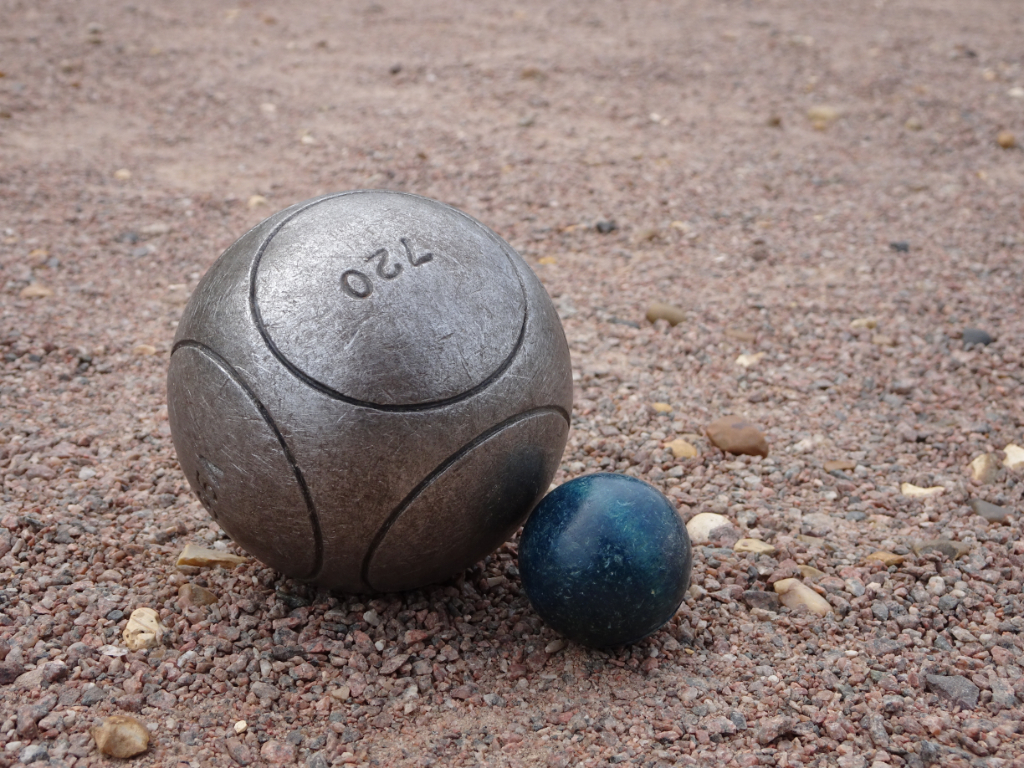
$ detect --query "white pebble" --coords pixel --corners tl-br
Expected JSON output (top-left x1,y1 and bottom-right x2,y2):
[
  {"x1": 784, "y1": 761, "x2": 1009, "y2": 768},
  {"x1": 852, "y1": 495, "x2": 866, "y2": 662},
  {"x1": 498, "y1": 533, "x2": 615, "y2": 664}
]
[
  {"x1": 927, "y1": 576, "x2": 946, "y2": 596},
  {"x1": 686, "y1": 512, "x2": 733, "y2": 544}
]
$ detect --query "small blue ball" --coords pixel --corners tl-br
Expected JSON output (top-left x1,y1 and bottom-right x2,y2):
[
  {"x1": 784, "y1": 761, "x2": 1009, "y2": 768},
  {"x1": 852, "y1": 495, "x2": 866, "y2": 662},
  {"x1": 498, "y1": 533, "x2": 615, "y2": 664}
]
[{"x1": 519, "y1": 473, "x2": 692, "y2": 647}]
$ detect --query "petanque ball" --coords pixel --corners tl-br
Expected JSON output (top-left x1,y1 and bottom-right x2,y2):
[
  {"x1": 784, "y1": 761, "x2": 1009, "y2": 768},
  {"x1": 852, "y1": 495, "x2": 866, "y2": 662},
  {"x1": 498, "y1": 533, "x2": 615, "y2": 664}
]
[
  {"x1": 167, "y1": 190, "x2": 572, "y2": 593},
  {"x1": 519, "y1": 473, "x2": 692, "y2": 647}
]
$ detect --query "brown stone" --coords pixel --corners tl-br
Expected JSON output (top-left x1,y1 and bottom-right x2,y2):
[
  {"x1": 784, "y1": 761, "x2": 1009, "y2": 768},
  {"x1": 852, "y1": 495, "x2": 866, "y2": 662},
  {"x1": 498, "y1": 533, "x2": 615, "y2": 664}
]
[
  {"x1": 179, "y1": 583, "x2": 218, "y2": 607},
  {"x1": 705, "y1": 415, "x2": 769, "y2": 457},
  {"x1": 865, "y1": 551, "x2": 904, "y2": 567},
  {"x1": 645, "y1": 301, "x2": 686, "y2": 326},
  {"x1": 824, "y1": 459, "x2": 856, "y2": 472}
]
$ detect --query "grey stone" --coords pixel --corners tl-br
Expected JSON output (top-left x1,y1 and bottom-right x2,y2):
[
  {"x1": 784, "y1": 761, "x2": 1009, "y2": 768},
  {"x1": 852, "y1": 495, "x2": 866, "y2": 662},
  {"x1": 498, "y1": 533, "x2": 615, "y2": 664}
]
[
  {"x1": 864, "y1": 712, "x2": 889, "y2": 747},
  {"x1": 871, "y1": 601, "x2": 890, "y2": 621},
  {"x1": 741, "y1": 590, "x2": 780, "y2": 611},
  {"x1": 962, "y1": 328, "x2": 993, "y2": 346},
  {"x1": 925, "y1": 674, "x2": 979, "y2": 709},
  {"x1": 881, "y1": 695, "x2": 904, "y2": 714},
  {"x1": 81, "y1": 685, "x2": 107, "y2": 706},
  {"x1": 989, "y1": 679, "x2": 1018, "y2": 710},
  {"x1": 19, "y1": 744, "x2": 49, "y2": 763},
  {"x1": 920, "y1": 741, "x2": 943, "y2": 765},
  {"x1": 937, "y1": 595, "x2": 960, "y2": 614},
  {"x1": 969, "y1": 499, "x2": 1013, "y2": 524},
  {"x1": 913, "y1": 539, "x2": 971, "y2": 560},
  {"x1": 728, "y1": 710, "x2": 748, "y2": 731},
  {"x1": 0, "y1": 660, "x2": 27, "y2": 685},
  {"x1": 250, "y1": 682, "x2": 281, "y2": 701}
]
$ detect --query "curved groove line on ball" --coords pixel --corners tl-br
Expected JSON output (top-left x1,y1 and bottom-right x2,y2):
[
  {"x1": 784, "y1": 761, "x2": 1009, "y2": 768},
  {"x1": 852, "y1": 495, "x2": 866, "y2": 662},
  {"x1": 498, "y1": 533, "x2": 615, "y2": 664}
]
[
  {"x1": 172, "y1": 340, "x2": 325, "y2": 581},
  {"x1": 360, "y1": 405, "x2": 571, "y2": 592},
  {"x1": 246, "y1": 190, "x2": 530, "y2": 412}
]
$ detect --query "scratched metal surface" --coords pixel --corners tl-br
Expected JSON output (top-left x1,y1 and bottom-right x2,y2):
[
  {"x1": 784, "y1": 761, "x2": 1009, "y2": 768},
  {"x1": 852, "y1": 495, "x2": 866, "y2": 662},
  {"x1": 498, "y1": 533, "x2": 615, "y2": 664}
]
[{"x1": 167, "y1": 190, "x2": 573, "y2": 593}]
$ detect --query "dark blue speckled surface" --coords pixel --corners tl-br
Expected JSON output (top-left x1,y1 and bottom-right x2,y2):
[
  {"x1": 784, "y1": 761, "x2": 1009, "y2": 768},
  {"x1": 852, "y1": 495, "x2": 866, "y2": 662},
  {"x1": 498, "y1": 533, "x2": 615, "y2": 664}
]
[{"x1": 519, "y1": 473, "x2": 692, "y2": 647}]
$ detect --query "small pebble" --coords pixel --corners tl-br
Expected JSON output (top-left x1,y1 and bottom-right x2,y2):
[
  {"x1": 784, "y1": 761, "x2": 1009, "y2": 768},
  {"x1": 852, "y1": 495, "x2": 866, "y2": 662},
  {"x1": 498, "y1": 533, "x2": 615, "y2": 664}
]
[
  {"x1": 176, "y1": 543, "x2": 249, "y2": 568},
  {"x1": 123, "y1": 607, "x2": 165, "y2": 651},
  {"x1": 969, "y1": 498, "x2": 1013, "y2": 524},
  {"x1": 925, "y1": 674, "x2": 979, "y2": 710},
  {"x1": 741, "y1": 590, "x2": 780, "y2": 611},
  {"x1": 962, "y1": 327, "x2": 993, "y2": 346},
  {"x1": 91, "y1": 715, "x2": 150, "y2": 758},
  {"x1": 807, "y1": 104, "x2": 839, "y2": 128},
  {"x1": 706, "y1": 415, "x2": 769, "y2": 457},
  {"x1": 261, "y1": 740, "x2": 298, "y2": 765},
  {"x1": 889, "y1": 241, "x2": 910, "y2": 253},
  {"x1": 773, "y1": 578, "x2": 832, "y2": 615},
  {"x1": 19, "y1": 284, "x2": 53, "y2": 299},
  {"x1": 913, "y1": 539, "x2": 971, "y2": 560},
  {"x1": 735, "y1": 352, "x2": 765, "y2": 368},
  {"x1": 1003, "y1": 443, "x2": 1024, "y2": 470},
  {"x1": 645, "y1": 301, "x2": 686, "y2": 326},
  {"x1": 864, "y1": 551, "x2": 904, "y2": 567},
  {"x1": 968, "y1": 452, "x2": 1000, "y2": 484},
  {"x1": 849, "y1": 317, "x2": 878, "y2": 329},
  {"x1": 650, "y1": 402, "x2": 672, "y2": 413},
  {"x1": 734, "y1": 538, "x2": 776, "y2": 555},
  {"x1": 178, "y1": 583, "x2": 218, "y2": 607},
  {"x1": 996, "y1": 130, "x2": 1016, "y2": 149},
  {"x1": 900, "y1": 482, "x2": 944, "y2": 498},
  {"x1": 594, "y1": 220, "x2": 617, "y2": 234},
  {"x1": 685, "y1": 512, "x2": 735, "y2": 545},
  {"x1": 544, "y1": 639, "x2": 567, "y2": 654},
  {"x1": 666, "y1": 438, "x2": 698, "y2": 459},
  {"x1": 330, "y1": 686, "x2": 351, "y2": 701},
  {"x1": 797, "y1": 565, "x2": 825, "y2": 582},
  {"x1": 823, "y1": 459, "x2": 856, "y2": 472}
]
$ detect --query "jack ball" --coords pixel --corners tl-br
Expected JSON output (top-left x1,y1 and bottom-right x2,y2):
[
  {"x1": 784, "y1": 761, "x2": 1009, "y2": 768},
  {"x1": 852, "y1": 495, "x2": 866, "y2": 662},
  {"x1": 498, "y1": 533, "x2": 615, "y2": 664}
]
[{"x1": 519, "y1": 473, "x2": 692, "y2": 647}]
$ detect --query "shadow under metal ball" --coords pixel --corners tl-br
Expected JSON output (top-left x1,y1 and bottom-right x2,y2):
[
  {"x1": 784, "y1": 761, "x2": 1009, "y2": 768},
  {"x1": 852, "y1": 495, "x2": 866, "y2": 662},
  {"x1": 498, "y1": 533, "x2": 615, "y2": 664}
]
[{"x1": 166, "y1": 190, "x2": 572, "y2": 593}]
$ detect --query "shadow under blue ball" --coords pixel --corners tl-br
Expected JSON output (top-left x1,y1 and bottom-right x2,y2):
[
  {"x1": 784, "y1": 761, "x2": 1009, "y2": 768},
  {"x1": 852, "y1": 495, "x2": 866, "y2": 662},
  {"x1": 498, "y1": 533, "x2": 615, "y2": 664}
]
[{"x1": 519, "y1": 473, "x2": 692, "y2": 648}]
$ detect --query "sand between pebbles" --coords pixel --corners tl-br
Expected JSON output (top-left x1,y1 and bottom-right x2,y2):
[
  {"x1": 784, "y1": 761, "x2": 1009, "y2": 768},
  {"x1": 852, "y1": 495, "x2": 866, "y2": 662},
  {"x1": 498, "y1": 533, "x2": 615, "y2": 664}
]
[{"x1": 1, "y1": 0, "x2": 1023, "y2": 766}]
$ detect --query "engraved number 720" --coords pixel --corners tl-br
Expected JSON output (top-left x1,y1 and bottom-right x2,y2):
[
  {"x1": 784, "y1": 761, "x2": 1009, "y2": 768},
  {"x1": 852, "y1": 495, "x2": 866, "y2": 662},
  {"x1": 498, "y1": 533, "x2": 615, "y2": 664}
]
[{"x1": 340, "y1": 238, "x2": 433, "y2": 299}]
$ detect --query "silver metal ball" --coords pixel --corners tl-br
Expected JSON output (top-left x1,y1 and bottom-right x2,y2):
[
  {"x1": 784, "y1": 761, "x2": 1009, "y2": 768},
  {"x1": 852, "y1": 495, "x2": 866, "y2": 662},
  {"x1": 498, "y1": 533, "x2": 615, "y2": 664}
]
[{"x1": 167, "y1": 190, "x2": 573, "y2": 593}]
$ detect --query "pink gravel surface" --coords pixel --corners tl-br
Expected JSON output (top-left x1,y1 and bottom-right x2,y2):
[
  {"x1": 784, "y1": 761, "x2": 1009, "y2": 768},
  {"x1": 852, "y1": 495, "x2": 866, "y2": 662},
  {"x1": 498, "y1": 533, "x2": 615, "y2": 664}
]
[{"x1": 2, "y1": 1, "x2": 1024, "y2": 766}]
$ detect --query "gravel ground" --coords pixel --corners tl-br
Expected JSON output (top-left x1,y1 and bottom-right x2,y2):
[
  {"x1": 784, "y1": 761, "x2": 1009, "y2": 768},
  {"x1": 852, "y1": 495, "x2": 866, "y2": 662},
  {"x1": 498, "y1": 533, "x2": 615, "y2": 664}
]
[{"x1": 2, "y1": 1, "x2": 1024, "y2": 766}]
